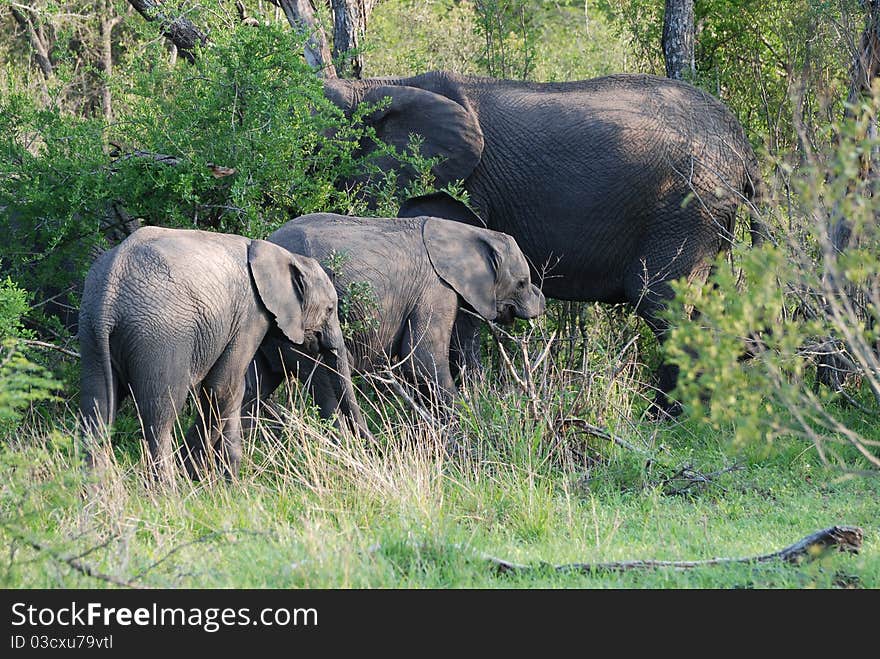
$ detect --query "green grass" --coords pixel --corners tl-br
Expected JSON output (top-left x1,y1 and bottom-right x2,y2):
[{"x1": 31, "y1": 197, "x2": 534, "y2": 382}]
[{"x1": 2, "y1": 338, "x2": 877, "y2": 589}]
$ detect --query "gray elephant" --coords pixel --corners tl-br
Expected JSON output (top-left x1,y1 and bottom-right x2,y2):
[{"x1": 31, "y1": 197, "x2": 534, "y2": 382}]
[
  {"x1": 78, "y1": 225, "x2": 367, "y2": 481},
  {"x1": 245, "y1": 213, "x2": 545, "y2": 413},
  {"x1": 323, "y1": 71, "x2": 766, "y2": 415}
]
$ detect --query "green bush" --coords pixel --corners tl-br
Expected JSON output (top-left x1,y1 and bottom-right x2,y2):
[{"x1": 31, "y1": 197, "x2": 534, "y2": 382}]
[
  {"x1": 665, "y1": 100, "x2": 880, "y2": 472},
  {"x1": 0, "y1": 278, "x2": 59, "y2": 435},
  {"x1": 0, "y1": 23, "x2": 437, "y2": 334}
]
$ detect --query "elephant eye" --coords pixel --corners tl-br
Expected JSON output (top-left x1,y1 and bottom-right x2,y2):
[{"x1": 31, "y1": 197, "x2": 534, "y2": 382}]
[{"x1": 517, "y1": 279, "x2": 527, "y2": 289}]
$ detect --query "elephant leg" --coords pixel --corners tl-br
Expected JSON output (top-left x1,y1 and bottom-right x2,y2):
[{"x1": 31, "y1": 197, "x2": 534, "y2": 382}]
[
  {"x1": 282, "y1": 349, "x2": 343, "y2": 423},
  {"x1": 449, "y1": 310, "x2": 483, "y2": 384},
  {"x1": 625, "y1": 228, "x2": 717, "y2": 419},
  {"x1": 182, "y1": 387, "x2": 222, "y2": 480},
  {"x1": 214, "y1": 380, "x2": 247, "y2": 481},
  {"x1": 241, "y1": 347, "x2": 285, "y2": 440},
  {"x1": 131, "y1": 379, "x2": 190, "y2": 484},
  {"x1": 401, "y1": 311, "x2": 458, "y2": 409},
  {"x1": 624, "y1": 264, "x2": 682, "y2": 419},
  {"x1": 277, "y1": 348, "x2": 357, "y2": 432},
  {"x1": 185, "y1": 339, "x2": 262, "y2": 481}
]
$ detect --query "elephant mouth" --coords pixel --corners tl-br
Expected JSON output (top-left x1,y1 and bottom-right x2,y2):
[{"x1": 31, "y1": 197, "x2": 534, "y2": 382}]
[
  {"x1": 496, "y1": 305, "x2": 516, "y2": 326},
  {"x1": 301, "y1": 333, "x2": 321, "y2": 354}
]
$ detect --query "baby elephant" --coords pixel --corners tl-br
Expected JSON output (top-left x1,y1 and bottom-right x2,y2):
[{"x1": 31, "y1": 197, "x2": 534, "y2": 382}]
[
  {"x1": 246, "y1": 213, "x2": 546, "y2": 410},
  {"x1": 78, "y1": 226, "x2": 366, "y2": 481}
]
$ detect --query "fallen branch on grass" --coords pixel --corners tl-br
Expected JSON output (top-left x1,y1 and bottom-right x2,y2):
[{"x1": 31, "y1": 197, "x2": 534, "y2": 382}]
[
  {"x1": 658, "y1": 462, "x2": 744, "y2": 496},
  {"x1": 557, "y1": 417, "x2": 653, "y2": 458},
  {"x1": 482, "y1": 525, "x2": 863, "y2": 575}
]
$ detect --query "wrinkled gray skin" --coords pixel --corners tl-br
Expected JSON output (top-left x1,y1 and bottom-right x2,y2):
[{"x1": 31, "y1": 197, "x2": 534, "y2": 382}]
[
  {"x1": 245, "y1": 214, "x2": 545, "y2": 412},
  {"x1": 78, "y1": 226, "x2": 366, "y2": 481},
  {"x1": 324, "y1": 71, "x2": 765, "y2": 415}
]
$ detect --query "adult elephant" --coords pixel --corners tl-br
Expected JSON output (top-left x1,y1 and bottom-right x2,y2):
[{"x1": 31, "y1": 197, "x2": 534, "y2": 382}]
[{"x1": 324, "y1": 71, "x2": 766, "y2": 415}]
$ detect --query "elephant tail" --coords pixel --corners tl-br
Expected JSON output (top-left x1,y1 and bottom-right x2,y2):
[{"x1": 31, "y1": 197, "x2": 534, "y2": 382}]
[{"x1": 78, "y1": 315, "x2": 118, "y2": 439}]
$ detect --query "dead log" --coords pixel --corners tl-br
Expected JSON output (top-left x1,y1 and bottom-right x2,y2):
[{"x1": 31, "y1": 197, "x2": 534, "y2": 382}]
[{"x1": 484, "y1": 525, "x2": 863, "y2": 575}]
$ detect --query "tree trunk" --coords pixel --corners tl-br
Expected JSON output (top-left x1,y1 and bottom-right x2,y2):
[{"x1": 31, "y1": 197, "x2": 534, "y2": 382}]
[
  {"x1": 126, "y1": 0, "x2": 208, "y2": 64},
  {"x1": 330, "y1": 0, "x2": 374, "y2": 79},
  {"x1": 662, "y1": 0, "x2": 694, "y2": 81},
  {"x1": 98, "y1": 3, "x2": 125, "y2": 123},
  {"x1": 9, "y1": 7, "x2": 54, "y2": 80},
  {"x1": 833, "y1": 0, "x2": 880, "y2": 253},
  {"x1": 270, "y1": 0, "x2": 337, "y2": 78}
]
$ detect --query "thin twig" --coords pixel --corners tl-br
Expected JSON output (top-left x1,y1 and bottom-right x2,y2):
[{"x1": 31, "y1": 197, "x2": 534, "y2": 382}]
[
  {"x1": 557, "y1": 417, "x2": 653, "y2": 457},
  {"x1": 20, "y1": 339, "x2": 80, "y2": 359},
  {"x1": 365, "y1": 371, "x2": 439, "y2": 427},
  {"x1": 130, "y1": 529, "x2": 273, "y2": 582},
  {"x1": 659, "y1": 462, "x2": 744, "y2": 496}
]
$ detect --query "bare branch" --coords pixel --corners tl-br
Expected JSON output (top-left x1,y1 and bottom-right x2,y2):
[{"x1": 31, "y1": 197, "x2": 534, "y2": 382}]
[
  {"x1": 9, "y1": 6, "x2": 53, "y2": 79},
  {"x1": 269, "y1": 0, "x2": 336, "y2": 77},
  {"x1": 365, "y1": 371, "x2": 439, "y2": 427},
  {"x1": 8, "y1": 530, "x2": 150, "y2": 589},
  {"x1": 126, "y1": 0, "x2": 208, "y2": 64},
  {"x1": 557, "y1": 417, "x2": 653, "y2": 457},
  {"x1": 20, "y1": 339, "x2": 80, "y2": 360}
]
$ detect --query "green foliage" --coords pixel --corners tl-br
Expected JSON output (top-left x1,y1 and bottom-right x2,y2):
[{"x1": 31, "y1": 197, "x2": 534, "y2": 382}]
[
  {"x1": 0, "y1": 275, "x2": 29, "y2": 340},
  {"x1": 0, "y1": 278, "x2": 59, "y2": 434},
  {"x1": 601, "y1": 0, "x2": 851, "y2": 150},
  {"x1": 368, "y1": 0, "x2": 626, "y2": 81},
  {"x1": 340, "y1": 279, "x2": 380, "y2": 339},
  {"x1": 321, "y1": 249, "x2": 380, "y2": 340},
  {"x1": 366, "y1": 0, "x2": 484, "y2": 76},
  {"x1": 472, "y1": 0, "x2": 540, "y2": 79},
  {"x1": 0, "y1": 91, "x2": 112, "y2": 314},
  {"x1": 112, "y1": 23, "x2": 397, "y2": 235},
  {"x1": 666, "y1": 100, "x2": 880, "y2": 472},
  {"x1": 1, "y1": 22, "x2": 438, "y2": 333}
]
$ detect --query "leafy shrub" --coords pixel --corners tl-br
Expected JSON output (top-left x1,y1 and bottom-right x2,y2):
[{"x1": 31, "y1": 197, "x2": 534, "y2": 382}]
[
  {"x1": 0, "y1": 278, "x2": 59, "y2": 435},
  {"x1": 666, "y1": 100, "x2": 880, "y2": 472},
  {"x1": 0, "y1": 23, "x2": 437, "y2": 334}
]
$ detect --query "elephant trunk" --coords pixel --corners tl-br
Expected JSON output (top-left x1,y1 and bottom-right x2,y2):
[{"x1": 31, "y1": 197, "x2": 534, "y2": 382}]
[
  {"x1": 323, "y1": 76, "x2": 406, "y2": 115},
  {"x1": 322, "y1": 325, "x2": 374, "y2": 443},
  {"x1": 517, "y1": 285, "x2": 546, "y2": 320}
]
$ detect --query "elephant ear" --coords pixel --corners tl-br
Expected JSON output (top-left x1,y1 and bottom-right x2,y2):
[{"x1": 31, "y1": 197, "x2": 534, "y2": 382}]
[
  {"x1": 361, "y1": 85, "x2": 484, "y2": 189},
  {"x1": 423, "y1": 218, "x2": 501, "y2": 321},
  {"x1": 398, "y1": 191, "x2": 486, "y2": 228},
  {"x1": 248, "y1": 239, "x2": 306, "y2": 345}
]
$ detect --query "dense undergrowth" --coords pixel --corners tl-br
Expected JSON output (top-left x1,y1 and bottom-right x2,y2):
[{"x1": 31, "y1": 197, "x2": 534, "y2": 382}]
[{"x1": 1, "y1": 1, "x2": 878, "y2": 588}]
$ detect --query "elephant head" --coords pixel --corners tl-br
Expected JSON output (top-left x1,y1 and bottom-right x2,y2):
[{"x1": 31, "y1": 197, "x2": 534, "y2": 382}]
[
  {"x1": 324, "y1": 75, "x2": 484, "y2": 194},
  {"x1": 422, "y1": 219, "x2": 545, "y2": 324},
  {"x1": 248, "y1": 239, "x2": 343, "y2": 354},
  {"x1": 247, "y1": 239, "x2": 369, "y2": 439}
]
